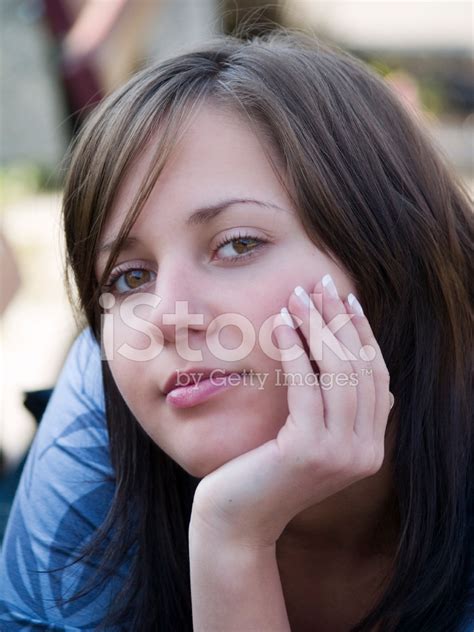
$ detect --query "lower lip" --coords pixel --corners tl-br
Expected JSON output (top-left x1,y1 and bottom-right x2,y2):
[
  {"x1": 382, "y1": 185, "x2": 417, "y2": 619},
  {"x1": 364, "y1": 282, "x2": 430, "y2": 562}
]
[{"x1": 166, "y1": 372, "x2": 243, "y2": 409}]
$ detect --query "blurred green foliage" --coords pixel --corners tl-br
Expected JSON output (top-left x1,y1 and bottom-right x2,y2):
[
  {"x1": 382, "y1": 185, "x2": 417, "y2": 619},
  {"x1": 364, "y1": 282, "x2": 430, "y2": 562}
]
[
  {"x1": 0, "y1": 163, "x2": 61, "y2": 206},
  {"x1": 417, "y1": 80, "x2": 447, "y2": 117},
  {"x1": 367, "y1": 58, "x2": 447, "y2": 117}
]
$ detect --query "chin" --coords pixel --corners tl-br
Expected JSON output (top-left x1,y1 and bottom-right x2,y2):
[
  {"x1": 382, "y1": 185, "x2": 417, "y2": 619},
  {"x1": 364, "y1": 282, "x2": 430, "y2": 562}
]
[
  {"x1": 183, "y1": 463, "x2": 213, "y2": 479},
  {"x1": 188, "y1": 453, "x2": 233, "y2": 478},
  {"x1": 176, "y1": 447, "x2": 242, "y2": 480},
  {"x1": 176, "y1": 457, "x2": 218, "y2": 480}
]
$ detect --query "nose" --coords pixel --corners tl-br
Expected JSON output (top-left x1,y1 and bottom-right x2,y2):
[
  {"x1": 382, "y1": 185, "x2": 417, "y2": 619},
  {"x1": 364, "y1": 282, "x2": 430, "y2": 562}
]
[{"x1": 139, "y1": 260, "x2": 214, "y2": 350}]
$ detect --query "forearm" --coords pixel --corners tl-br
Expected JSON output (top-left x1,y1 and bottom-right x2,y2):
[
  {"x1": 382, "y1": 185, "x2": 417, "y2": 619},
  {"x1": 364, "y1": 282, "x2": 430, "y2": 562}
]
[{"x1": 189, "y1": 524, "x2": 291, "y2": 632}]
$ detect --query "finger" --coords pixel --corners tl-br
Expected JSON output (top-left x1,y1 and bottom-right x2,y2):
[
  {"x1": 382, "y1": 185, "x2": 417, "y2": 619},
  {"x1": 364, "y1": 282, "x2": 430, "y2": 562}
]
[
  {"x1": 273, "y1": 308, "x2": 325, "y2": 431},
  {"x1": 288, "y1": 284, "x2": 357, "y2": 436},
  {"x1": 344, "y1": 294, "x2": 392, "y2": 446},
  {"x1": 314, "y1": 278, "x2": 376, "y2": 441}
]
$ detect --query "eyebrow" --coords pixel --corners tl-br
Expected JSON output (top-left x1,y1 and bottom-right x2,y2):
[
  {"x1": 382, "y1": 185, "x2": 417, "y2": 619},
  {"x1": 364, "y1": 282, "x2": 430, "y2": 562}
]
[{"x1": 97, "y1": 198, "x2": 288, "y2": 255}]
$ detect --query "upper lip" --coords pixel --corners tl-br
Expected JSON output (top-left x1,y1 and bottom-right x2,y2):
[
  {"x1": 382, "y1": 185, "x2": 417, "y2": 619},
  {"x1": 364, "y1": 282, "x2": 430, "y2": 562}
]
[{"x1": 162, "y1": 367, "x2": 244, "y2": 395}]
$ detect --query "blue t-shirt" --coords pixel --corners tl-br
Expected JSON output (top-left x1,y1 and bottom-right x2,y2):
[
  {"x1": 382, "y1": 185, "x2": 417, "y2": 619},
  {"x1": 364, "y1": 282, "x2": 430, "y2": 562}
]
[
  {"x1": 0, "y1": 329, "x2": 130, "y2": 630},
  {"x1": 0, "y1": 328, "x2": 472, "y2": 630}
]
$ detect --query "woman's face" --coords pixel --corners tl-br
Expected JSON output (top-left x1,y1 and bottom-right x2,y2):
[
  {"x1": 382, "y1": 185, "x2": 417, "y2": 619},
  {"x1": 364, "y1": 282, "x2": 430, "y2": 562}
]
[{"x1": 95, "y1": 103, "x2": 358, "y2": 478}]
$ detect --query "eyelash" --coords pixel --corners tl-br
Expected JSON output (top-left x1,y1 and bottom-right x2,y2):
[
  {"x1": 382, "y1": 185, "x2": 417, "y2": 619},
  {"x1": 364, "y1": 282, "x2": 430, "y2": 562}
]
[
  {"x1": 102, "y1": 232, "x2": 268, "y2": 295},
  {"x1": 213, "y1": 231, "x2": 267, "y2": 263}
]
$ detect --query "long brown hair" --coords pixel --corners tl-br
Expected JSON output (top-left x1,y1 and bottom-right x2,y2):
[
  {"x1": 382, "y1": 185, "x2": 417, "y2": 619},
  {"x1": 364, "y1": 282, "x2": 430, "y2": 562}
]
[{"x1": 62, "y1": 29, "x2": 473, "y2": 631}]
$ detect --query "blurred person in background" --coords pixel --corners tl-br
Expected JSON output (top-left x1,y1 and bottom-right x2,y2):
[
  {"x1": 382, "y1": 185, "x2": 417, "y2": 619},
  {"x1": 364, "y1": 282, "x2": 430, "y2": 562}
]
[{"x1": 41, "y1": 0, "x2": 158, "y2": 137}]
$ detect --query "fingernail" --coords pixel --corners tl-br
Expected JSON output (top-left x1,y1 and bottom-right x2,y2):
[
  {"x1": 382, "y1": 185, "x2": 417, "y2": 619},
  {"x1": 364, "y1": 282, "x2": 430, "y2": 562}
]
[
  {"x1": 322, "y1": 274, "x2": 339, "y2": 299},
  {"x1": 294, "y1": 285, "x2": 313, "y2": 308},
  {"x1": 280, "y1": 307, "x2": 296, "y2": 328},
  {"x1": 347, "y1": 293, "x2": 364, "y2": 316},
  {"x1": 389, "y1": 392, "x2": 395, "y2": 410}
]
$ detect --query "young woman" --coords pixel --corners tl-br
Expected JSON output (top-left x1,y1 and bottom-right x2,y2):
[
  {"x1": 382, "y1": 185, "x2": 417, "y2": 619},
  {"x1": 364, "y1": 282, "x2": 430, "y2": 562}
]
[{"x1": 0, "y1": 30, "x2": 472, "y2": 631}]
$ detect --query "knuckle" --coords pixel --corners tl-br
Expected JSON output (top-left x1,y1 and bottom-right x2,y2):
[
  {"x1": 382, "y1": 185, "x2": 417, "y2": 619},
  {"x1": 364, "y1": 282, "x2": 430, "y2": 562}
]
[
  {"x1": 305, "y1": 437, "x2": 384, "y2": 480},
  {"x1": 311, "y1": 441, "x2": 350, "y2": 473},
  {"x1": 352, "y1": 444, "x2": 383, "y2": 477},
  {"x1": 331, "y1": 447, "x2": 354, "y2": 474},
  {"x1": 373, "y1": 445, "x2": 385, "y2": 471},
  {"x1": 365, "y1": 445, "x2": 385, "y2": 475}
]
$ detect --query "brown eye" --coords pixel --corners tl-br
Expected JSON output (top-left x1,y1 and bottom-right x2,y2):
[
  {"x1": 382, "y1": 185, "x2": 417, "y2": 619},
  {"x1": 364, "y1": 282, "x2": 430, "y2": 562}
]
[
  {"x1": 214, "y1": 232, "x2": 267, "y2": 262},
  {"x1": 124, "y1": 269, "x2": 152, "y2": 289},
  {"x1": 105, "y1": 266, "x2": 156, "y2": 295},
  {"x1": 232, "y1": 237, "x2": 259, "y2": 254}
]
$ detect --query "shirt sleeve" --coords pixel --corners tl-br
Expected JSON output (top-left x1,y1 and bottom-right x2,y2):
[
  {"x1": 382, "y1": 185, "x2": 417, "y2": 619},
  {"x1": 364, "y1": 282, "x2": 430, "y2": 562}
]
[{"x1": 0, "y1": 328, "x2": 130, "y2": 631}]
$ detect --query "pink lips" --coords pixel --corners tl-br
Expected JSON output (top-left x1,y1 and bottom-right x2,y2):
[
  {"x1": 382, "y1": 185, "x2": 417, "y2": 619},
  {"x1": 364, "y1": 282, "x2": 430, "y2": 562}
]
[{"x1": 166, "y1": 372, "x2": 243, "y2": 408}]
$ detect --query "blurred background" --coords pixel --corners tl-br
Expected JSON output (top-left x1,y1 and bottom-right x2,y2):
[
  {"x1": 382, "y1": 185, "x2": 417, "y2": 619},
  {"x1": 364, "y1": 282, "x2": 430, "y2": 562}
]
[{"x1": 0, "y1": 0, "x2": 472, "y2": 538}]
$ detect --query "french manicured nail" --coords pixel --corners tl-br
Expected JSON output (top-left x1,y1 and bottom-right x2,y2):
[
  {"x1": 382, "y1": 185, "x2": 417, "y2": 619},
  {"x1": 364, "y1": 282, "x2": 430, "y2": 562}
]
[
  {"x1": 322, "y1": 274, "x2": 339, "y2": 299},
  {"x1": 348, "y1": 292, "x2": 364, "y2": 316},
  {"x1": 280, "y1": 307, "x2": 296, "y2": 328},
  {"x1": 294, "y1": 285, "x2": 313, "y2": 308}
]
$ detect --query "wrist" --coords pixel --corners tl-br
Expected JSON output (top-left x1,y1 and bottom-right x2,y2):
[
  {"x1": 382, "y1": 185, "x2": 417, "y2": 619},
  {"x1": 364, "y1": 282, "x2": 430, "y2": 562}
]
[{"x1": 189, "y1": 500, "x2": 278, "y2": 552}]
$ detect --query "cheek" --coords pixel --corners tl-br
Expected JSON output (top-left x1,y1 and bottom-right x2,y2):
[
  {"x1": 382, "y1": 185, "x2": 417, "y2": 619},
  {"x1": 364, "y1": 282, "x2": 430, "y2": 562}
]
[
  {"x1": 107, "y1": 306, "x2": 161, "y2": 351},
  {"x1": 104, "y1": 317, "x2": 159, "y2": 416},
  {"x1": 107, "y1": 355, "x2": 150, "y2": 412}
]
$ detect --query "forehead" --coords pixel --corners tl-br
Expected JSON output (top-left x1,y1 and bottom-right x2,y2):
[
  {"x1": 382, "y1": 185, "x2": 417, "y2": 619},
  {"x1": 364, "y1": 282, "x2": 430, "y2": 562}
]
[{"x1": 101, "y1": 103, "x2": 290, "y2": 240}]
